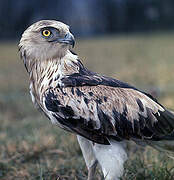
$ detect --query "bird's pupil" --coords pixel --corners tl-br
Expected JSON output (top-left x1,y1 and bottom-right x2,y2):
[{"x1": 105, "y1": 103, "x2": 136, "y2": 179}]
[{"x1": 45, "y1": 31, "x2": 49, "y2": 35}]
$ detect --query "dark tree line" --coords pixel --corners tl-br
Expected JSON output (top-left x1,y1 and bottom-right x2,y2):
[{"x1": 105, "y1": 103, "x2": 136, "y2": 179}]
[{"x1": 0, "y1": 0, "x2": 174, "y2": 39}]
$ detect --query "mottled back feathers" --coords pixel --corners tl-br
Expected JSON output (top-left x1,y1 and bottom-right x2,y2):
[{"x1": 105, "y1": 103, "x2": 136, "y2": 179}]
[{"x1": 43, "y1": 76, "x2": 174, "y2": 144}]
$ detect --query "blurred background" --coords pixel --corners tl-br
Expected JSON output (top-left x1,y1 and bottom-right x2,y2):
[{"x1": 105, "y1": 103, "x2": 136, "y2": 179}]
[
  {"x1": 0, "y1": 0, "x2": 174, "y2": 179},
  {"x1": 1, "y1": 0, "x2": 174, "y2": 39}
]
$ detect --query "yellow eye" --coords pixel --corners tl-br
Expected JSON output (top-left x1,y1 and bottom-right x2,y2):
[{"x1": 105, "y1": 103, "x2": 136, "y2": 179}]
[{"x1": 42, "y1": 30, "x2": 51, "y2": 37}]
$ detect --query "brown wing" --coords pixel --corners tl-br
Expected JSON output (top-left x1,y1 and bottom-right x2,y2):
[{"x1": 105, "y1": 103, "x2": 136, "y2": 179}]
[{"x1": 43, "y1": 85, "x2": 174, "y2": 145}]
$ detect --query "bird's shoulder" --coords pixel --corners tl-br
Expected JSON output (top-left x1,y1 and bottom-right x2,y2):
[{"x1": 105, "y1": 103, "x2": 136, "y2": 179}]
[{"x1": 62, "y1": 58, "x2": 159, "y2": 104}]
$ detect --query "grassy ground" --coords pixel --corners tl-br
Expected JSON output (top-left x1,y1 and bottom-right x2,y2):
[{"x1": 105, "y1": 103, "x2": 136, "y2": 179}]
[{"x1": 0, "y1": 32, "x2": 174, "y2": 179}]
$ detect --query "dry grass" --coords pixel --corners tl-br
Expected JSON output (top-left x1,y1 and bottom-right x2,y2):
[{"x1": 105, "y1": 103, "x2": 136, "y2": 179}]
[{"x1": 0, "y1": 32, "x2": 174, "y2": 179}]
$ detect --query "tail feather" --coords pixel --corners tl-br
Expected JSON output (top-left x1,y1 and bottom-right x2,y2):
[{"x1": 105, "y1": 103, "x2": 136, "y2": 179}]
[
  {"x1": 158, "y1": 109, "x2": 174, "y2": 134},
  {"x1": 164, "y1": 110, "x2": 174, "y2": 128},
  {"x1": 146, "y1": 110, "x2": 174, "y2": 158}
]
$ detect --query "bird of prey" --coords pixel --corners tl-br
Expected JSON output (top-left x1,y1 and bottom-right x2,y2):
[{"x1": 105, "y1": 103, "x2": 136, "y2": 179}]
[{"x1": 19, "y1": 20, "x2": 174, "y2": 180}]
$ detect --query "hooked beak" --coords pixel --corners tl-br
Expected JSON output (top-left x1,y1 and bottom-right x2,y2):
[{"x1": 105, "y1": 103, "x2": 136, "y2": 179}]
[{"x1": 56, "y1": 32, "x2": 75, "y2": 48}]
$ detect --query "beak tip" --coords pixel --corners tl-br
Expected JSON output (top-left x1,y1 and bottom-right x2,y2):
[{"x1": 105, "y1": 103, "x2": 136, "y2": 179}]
[
  {"x1": 64, "y1": 32, "x2": 75, "y2": 48},
  {"x1": 72, "y1": 40, "x2": 75, "y2": 48}
]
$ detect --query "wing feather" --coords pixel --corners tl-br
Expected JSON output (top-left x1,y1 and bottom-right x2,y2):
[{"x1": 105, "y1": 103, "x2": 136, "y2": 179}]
[
  {"x1": 41, "y1": 59, "x2": 174, "y2": 144},
  {"x1": 43, "y1": 84, "x2": 174, "y2": 144}
]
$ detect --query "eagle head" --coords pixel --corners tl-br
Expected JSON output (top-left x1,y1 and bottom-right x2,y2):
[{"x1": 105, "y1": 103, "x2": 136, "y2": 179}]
[{"x1": 19, "y1": 20, "x2": 75, "y2": 62}]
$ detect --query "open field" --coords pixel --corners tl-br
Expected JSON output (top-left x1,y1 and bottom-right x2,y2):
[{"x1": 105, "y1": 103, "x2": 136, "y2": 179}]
[{"x1": 0, "y1": 32, "x2": 174, "y2": 179}]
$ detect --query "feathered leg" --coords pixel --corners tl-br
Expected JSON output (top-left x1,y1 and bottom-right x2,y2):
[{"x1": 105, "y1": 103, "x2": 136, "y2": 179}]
[
  {"x1": 77, "y1": 135, "x2": 98, "y2": 180},
  {"x1": 93, "y1": 140, "x2": 128, "y2": 180}
]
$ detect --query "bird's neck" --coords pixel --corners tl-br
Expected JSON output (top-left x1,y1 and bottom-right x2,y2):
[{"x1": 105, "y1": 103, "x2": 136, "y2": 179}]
[{"x1": 29, "y1": 51, "x2": 79, "y2": 97}]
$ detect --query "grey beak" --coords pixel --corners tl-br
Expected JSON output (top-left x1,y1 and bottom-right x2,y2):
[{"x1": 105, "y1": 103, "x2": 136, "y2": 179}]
[{"x1": 57, "y1": 32, "x2": 75, "y2": 48}]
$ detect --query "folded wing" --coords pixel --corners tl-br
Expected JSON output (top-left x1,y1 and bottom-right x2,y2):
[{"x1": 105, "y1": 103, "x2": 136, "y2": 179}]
[{"x1": 43, "y1": 83, "x2": 174, "y2": 145}]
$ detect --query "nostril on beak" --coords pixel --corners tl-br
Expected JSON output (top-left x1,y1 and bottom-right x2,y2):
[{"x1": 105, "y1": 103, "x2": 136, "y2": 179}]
[
  {"x1": 65, "y1": 33, "x2": 73, "y2": 39},
  {"x1": 52, "y1": 32, "x2": 75, "y2": 47},
  {"x1": 64, "y1": 33, "x2": 75, "y2": 48},
  {"x1": 64, "y1": 33, "x2": 69, "y2": 39}
]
